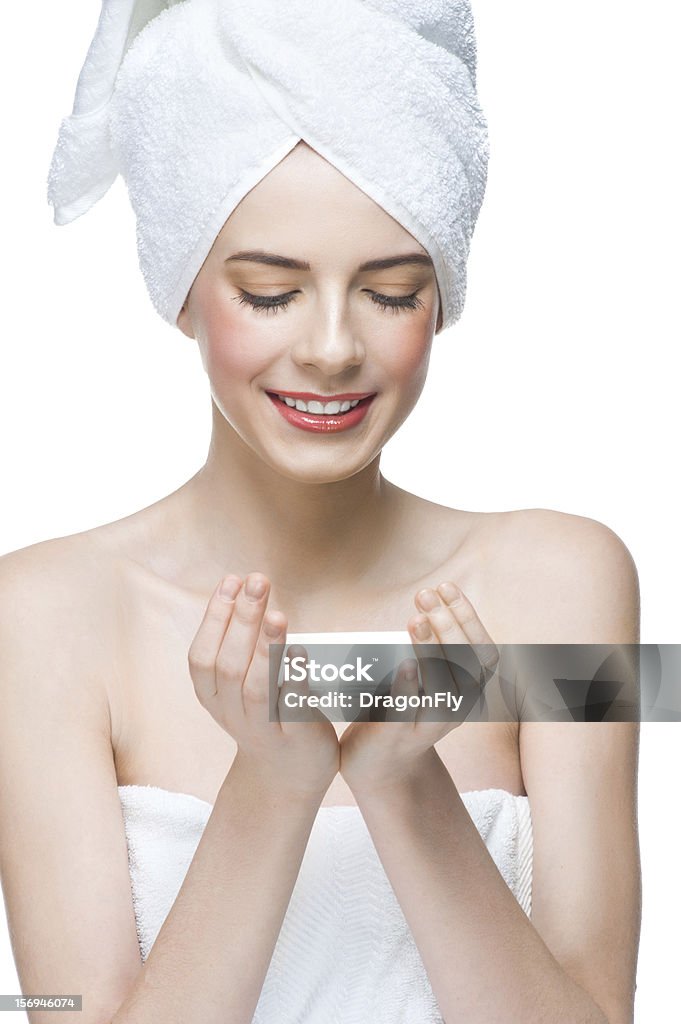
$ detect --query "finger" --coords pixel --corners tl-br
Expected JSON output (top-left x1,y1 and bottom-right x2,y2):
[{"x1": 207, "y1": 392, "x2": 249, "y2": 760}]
[
  {"x1": 406, "y1": 637, "x2": 459, "y2": 727},
  {"x1": 385, "y1": 658, "x2": 420, "y2": 724},
  {"x1": 415, "y1": 583, "x2": 495, "y2": 683},
  {"x1": 188, "y1": 575, "x2": 242, "y2": 706},
  {"x1": 244, "y1": 608, "x2": 288, "y2": 722},
  {"x1": 278, "y1": 644, "x2": 316, "y2": 724},
  {"x1": 215, "y1": 573, "x2": 271, "y2": 714},
  {"x1": 414, "y1": 587, "x2": 469, "y2": 647},
  {"x1": 409, "y1": 586, "x2": 482, "y2": 720},
  {"x1": 407, "y1": 607, "x2": 460, "y2": 708},
  {"x1": 436, "y1": 582, "x2": 500, "y2": 678}
]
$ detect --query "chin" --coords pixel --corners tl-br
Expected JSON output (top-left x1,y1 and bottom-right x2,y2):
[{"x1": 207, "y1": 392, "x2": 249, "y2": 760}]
[{"x1": 265, "y1": 452, "x2": 379, "y2": 485}]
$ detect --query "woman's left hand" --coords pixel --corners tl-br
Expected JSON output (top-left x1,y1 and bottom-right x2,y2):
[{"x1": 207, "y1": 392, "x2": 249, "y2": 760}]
[{"x1": 338, "y1": 581, "x2": 499, "y2": 795}]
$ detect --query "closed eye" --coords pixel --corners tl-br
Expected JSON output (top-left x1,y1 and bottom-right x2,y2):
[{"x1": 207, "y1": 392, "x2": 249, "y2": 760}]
[
  {"x1": 236, "y1": 290, "x2": 299, "y2": 314},
  {"x1": 235, "y1": 289, "x2": 425, "y2": 315},
  {"x1": 367, "y1": 290, "x2": 425, "y2": 314}
]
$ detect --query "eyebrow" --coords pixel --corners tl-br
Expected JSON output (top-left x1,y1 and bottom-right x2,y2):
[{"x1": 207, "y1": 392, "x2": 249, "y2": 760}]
[{"x1": 224, "y1": 250, "x2": 433, "y2": 272}]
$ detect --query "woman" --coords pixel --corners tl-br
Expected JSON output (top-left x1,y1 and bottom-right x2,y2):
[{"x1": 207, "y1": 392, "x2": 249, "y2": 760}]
[{"x1": 0, "y1": 2, "x2": 640, "y2": 1023}]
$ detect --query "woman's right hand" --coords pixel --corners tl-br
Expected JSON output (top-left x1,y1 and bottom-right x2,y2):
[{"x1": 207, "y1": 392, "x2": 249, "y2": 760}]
[{"x1": 188, "y1": 572, "x2": 339, "y2": 800}]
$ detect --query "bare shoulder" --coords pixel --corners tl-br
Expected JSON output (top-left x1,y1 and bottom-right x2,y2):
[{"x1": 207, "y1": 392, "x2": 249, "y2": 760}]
[
  {"x1": 476, "y1": 508, "x2": 640, "y2": 643},
  {"x1": 491, "y1": 506, "x2": 638, "y2": 575},
  {"x1": 0, "y1": 528, "x2": 130, "y2": 709},
  {"x1": 0, "y1": 494, "x2": 165, "y2": 614},
  {"x1": 0, "y1": 528, "x2": 122, "y2": 623}
]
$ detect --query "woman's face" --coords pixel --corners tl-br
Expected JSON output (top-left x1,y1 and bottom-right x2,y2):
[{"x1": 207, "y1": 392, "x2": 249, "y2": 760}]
[{"x1": 178, "y1": 142, "x2": 441, "y2": 483}]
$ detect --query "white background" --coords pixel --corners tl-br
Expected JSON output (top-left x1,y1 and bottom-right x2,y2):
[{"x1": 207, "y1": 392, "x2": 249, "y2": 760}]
[{"x1": 1, "y1": 2, "x2": 678, "y2": 1020}]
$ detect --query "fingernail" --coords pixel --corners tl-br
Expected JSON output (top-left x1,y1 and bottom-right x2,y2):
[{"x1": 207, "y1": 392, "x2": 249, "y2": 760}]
[
  {"x1": 219, "y1": 576, "x2": 241, "y2": 601},
  {"x1": 414, "y1": 618, "x2": 432, "y2": 640},
  {"x1": 437, "y1": 582, "x2": 461, "y2": 604},
  {"x1": 245, "y1": 574, "x2": 267, "y2": 600},
  {"x1": 402, "y1": 659, "x2": 418, "y2": 681},
  {"x1": 416, "y1": 588, "x2": 439, "y2": 610}
]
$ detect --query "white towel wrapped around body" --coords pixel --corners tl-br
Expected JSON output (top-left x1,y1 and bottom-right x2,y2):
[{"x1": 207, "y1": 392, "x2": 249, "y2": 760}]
[
  {"x1": 47, "y1": 0, "x2": 489, "y2": 330},
  {"x1": 118, "y1": 783, "x2": 532, "y2": 1024}
]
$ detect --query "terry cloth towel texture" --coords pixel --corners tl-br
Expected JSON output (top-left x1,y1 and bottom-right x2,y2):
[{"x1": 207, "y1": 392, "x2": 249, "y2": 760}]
[
  {"x1": 47, "y1": 0, "x2": 489, "y2": 330},
  {"x1": 118, "y1": 783, "x2": 532, "y2": 1023}
]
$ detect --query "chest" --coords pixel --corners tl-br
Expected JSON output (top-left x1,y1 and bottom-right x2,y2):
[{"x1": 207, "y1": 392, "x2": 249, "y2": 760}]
[{"x1": 111, "y1": 560, "x2": 525, "y2": 806}]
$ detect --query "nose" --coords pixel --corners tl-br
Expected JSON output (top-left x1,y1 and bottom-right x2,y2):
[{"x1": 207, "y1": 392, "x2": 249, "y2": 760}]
[{"x1": 290, "y1": 294, "x2": 365, "y2": 377}]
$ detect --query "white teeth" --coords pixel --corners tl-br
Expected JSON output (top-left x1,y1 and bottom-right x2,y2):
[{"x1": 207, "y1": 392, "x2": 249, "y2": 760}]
[{"x1": 275, "y1": 394, "x2": 363, "y2": 415}]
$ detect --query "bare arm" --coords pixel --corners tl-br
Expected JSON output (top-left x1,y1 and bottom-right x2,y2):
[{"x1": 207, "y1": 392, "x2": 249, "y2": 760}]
[
  {"x1": 350, "y1": 727, "x2": 638, "y2": 1024},
  {"x1": 340, "y1": 512, "x2": 641, "y2": 1023},
  {"x1": 0, "y1": 546, "x2": 336, "y2": 1024},
  {"x1": 0, "y1": 544, "x2": 140, "y2": 1024},
  {"x1": 112, "y1": 756, "x2": 324, "y2": 1024}
]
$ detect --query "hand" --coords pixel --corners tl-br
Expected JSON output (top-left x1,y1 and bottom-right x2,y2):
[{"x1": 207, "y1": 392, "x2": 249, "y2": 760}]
[
  {"x1": 338, "y1": 581, "x2": 499, "y2": 795},
  {"x1": 188, "y1": 572, "x2": 339, "y2": 800}
]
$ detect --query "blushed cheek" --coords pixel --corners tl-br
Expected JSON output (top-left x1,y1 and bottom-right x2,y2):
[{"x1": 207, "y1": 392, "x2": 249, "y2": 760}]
[
  {"x1": 388, "y1": 322, "x2": 433, "y2": 395},
  {"x1": 199, "y1": 302, "x2": 273, "y2": 388}
]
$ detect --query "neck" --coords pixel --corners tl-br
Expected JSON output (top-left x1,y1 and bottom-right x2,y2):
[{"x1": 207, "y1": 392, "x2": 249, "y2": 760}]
[{"x1": 181, "y1": 405, "x2": 405, "y2": 592}]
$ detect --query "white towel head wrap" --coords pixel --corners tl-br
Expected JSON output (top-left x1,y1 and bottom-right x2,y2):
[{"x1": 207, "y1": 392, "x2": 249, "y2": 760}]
[{"x1": 47, "y1": 0, "x2": 489, "y2": 331}]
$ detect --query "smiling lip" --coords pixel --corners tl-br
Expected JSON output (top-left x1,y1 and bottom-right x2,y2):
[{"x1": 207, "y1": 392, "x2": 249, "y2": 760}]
[
  {"x1": 266, "y1": 391, "x2": 376, "y2": 433},
  {"x1": 267, "y1": 390, "x2": 376, "y2": 401}
]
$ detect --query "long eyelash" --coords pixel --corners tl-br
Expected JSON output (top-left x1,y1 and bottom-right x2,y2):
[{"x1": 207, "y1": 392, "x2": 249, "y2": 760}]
[
  {"x1": 369, "y1": 290, "x2": 425, "y2": 314},
  {"x1": 236, "y1": 290, "x2": 297, "y2": 314},
  {"x1": 236, "y1": 289, "x2": 425, "y2": 315}
]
